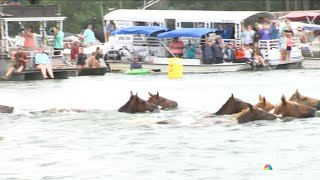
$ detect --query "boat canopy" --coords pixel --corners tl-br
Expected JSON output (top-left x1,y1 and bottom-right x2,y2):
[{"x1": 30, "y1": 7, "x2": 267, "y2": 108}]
[
  {"x1": 302, "y1": 23, "x2": 320, "y2": 31},
  {"x1": 157, "y1": 28, "x2": 215, "y2": 38},
  {"x1": 104, "y1": 9, "x2": 275, "y2": 23},
  {"x1": 279, "y1": 12, "x2": 320, "y2": 24},
  {"x1": 112, "y1": 26, "x2": 168, "y2": 36}
]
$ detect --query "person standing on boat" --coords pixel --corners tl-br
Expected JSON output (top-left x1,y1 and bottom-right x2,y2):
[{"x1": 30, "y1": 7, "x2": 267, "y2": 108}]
[
  {"x1": 2, "y1": 47, "x2": 28, "y2": 80},
  {"x1": 285, "y1": 33, "x2": 293, "y2": 61},
  {"x1": 35, "y1": 47, "x2": 54, "y2": 79},
  {"x1": 20, "y1": 26, "x2": 36, "y2": 51},
  {"x1": 184, "y1": 39, "x2": 196, "y2": 59},
  {"x1": 76, "y1": 47, "x2": 87, "y2": 69},
  {"x1": 83, "y1": 24, "x2": 96, "y2": 47},
  {"x1": 169, "y1": 37, "x2": 184, "y2": 58},
  {"x1": 105, "y1": 20, "x2": 116, "y2": 43},
  {"x1": 279, "y1": 32, "x2": 287, "y2": 61},
  {"x1": 52, "y1": 26, "x2": 64, "y2": 55},
  {"x1": 214, "y1": 36, "x2": 224, "y2": 64},
  {"x1": 201, "y1": 38, "x2": 215, "y2": 64},
  {"x1": 224, "y1": 43, "x2": 235, "y2": 62}
]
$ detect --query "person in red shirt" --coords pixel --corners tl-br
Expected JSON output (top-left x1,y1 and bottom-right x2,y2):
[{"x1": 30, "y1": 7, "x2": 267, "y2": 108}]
[
  {"x1": 2, "y1": 47, "x2": 28, "y2": 80},
  {"x1": 70, "y1": 41, "x2": 80, "y2": 62},
  {"x1": 233, "y1": 45, "x2": 246, "y2": 63}
]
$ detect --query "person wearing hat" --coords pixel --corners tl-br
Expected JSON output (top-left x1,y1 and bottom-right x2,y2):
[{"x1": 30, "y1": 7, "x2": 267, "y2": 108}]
[{"x1": 2, "y1": 47, "x2": 28, "y2": 80}]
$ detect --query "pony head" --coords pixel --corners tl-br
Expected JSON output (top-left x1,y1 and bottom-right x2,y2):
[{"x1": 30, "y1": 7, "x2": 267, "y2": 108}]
[
  {"x1": 274, "y1": 95, "x2": 316, "y2": 118},
  {"x1": 215, "y1": 94, "x2": 251, "y2": 115},
  {"x1": 118, "y1": 91, "x2": 159, "y2": 113},
  {"x1": 289, "y1": 89, "x2": 320, "y2": 110},
  {"x1": 148, "y1": 92, "x2": 178, "y2": 109}
]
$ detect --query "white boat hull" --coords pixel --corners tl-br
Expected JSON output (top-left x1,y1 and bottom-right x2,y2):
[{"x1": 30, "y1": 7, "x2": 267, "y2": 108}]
[{"x1": 106, "y1": 60, "x2": 251, "y2": 73}]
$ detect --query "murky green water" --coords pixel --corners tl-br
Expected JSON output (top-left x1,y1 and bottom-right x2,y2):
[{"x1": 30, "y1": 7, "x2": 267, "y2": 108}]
[{"x1": 1, "y1": 69, "x2": 320, "y2": 179}]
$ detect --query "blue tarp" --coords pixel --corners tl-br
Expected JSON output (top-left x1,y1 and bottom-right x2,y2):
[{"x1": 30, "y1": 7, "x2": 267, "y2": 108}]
[
  {"x1": 302, "y1": 24, "x2": 320, "y2": 31},
  {"x1": 157, "y1": 28, "x2": 216, "y2": 38},
  {"x1": 112, "y1": 26, "x2": 168, "y2": 36}
]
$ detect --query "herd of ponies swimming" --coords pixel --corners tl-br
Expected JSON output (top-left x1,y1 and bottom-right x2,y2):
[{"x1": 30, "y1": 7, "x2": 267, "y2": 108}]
[{"x1": 1, "y1": 90, "x2": 320, "y2": 124}]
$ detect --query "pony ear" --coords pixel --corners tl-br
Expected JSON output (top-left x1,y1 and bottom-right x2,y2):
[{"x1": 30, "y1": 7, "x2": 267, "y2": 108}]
[
  {"x1": 295, "y1": 88, "x2": 299, "y2": 94},
  {"x1": 249, "y1": 104, "x2": 253, "y2": 111},
  {"x1": 156, "y1": 92, "x2": 159, "y2": 97},
  {"x1": 231, "y1": 93, "x2": 234, "y2": 99},
  {"x1": 259, "y1": 94, "x2": 262, "y2": 101},
  {"x1": 281, "y1": 95, "x2": 286, "y2": 104},
  {"x1": 135, "y1": 92, "x2": 138, "y2": 96},
  {"x1": 148, "y1": 92, "x2": 153, "y2": 96},
  {"x1": 263, "y1": 97, "x2": 266, "y2": 104},
  {"x1": 130, "y1": 91, "x2": 133, "y2": 96}
]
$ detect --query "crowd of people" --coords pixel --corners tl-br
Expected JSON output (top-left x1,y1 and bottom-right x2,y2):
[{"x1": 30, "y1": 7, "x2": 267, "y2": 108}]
[
  {"x1": 1, "y1": 22, "x2": 105, "y2": 80},
  {"x1": 166, "y1": 18, "x2": 309, "y2": 65}
]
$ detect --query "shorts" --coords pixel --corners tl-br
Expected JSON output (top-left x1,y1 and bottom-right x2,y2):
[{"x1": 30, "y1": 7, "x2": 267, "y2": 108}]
[{"x1": 286, "y1": 46, "x2": 292, "y2": 51}]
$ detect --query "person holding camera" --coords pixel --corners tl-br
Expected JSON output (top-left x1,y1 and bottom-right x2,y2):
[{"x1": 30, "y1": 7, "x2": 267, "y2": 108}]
[
  {"x1": 52, "y1": 26, "x2": 64, "y2": 55},
  {"x1": 20, "y1": 26, "x2": 36, "y2": 50}
]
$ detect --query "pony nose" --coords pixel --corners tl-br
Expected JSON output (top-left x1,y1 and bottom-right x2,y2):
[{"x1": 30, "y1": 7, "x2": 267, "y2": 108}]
[
  {"x1": 308, "y1": 108, "x2": 317, "y2": 117},
  {"x1": 315, "y1": 103, "x2": 320, "y2": 110}
]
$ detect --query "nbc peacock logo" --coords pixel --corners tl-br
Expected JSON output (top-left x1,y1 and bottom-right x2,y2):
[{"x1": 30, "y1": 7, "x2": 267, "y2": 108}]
[{"x1": 264, "y1": 164, "x2": 273, "y2": 170}]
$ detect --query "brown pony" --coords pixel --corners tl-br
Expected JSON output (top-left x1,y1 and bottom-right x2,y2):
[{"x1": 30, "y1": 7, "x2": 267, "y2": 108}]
[
  {"x1": 236, "y1": 104, "x2": 277, "y2": 124},
  {"x1": 118, "y1": 91, "x2": 159, "y2": 113},
  {"x1": 148, "y1": 92, "x2": 178, "y2": 109},
  {"x1": 289, "y1": 89, "x2": 320, "y2": 110},
  {"x1": 215, "y1": 94, "x2": 251, "y2": 115},
  {"x1": 0, "y1": 105, "x2": 14, "y2": 113},
  {"x1": 274, "y1": 95, "x2": 316, "y2": 118},
  {"x1": 254, "y1": 95, "x2": 275, "y2": 112}
]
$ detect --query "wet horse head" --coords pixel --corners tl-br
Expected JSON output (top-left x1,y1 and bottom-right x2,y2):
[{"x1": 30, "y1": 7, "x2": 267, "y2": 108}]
[
  {"x1": 236, "y1": 104, "x2": 277, "y2": 124},
  {"x1": 254, "y1": 95, "x2": 275, "y2": 112},
  {"x1": 0, "y1": 105, "x2": 14, "y2": 113},
  {"x1": 148, "y1": 92, "x2": 178, "y2": 109},
  {"x1": 215, "y1": 94, "x2": 251, "y2": 115},
  {"x1": 289, "y1": 89, "x2": 320, "y2": 110},
  {"x1": 274, "y1": 95, "x2": 316, "y2": 118},
  {"x1": 118, "y1": 91, "x2": 159, "y2": 113}
]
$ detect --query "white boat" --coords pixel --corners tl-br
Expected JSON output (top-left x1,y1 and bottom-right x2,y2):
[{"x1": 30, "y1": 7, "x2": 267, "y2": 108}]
[{"x1": 103, "y1": 9, "x2": 303, "y2": 73}]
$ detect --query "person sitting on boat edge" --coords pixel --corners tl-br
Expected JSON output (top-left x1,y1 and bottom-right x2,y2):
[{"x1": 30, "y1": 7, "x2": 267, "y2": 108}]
[
  {"x1": 233, "y1": 44, "x2": 246, "y2": 63},
  {"x1": 2, "y1": 47, "x2": 28, "y2": 80},
  {"x1": 88, "y1": 52, "x2": 101, "y2": 68},
  {"x1": 130, "y1": 58, "x2": 142, "y2": 70},
  {"x1": 35, "y1": 47, "x2": 54, "y2": 79}
]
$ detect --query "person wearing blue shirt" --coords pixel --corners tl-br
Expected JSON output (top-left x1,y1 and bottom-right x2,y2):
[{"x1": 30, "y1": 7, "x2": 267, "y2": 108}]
[
  {"x1": 83, "y1": 24, "x2": 96, "y2": 47},
  {"x1": 35, "y1": 47, "x2": 54, "y2": 79}
]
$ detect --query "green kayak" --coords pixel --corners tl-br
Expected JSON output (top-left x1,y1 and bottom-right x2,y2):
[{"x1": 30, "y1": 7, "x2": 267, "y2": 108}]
[{"x1": 124, "y1": 69, "x2": 150, "y2": 75}]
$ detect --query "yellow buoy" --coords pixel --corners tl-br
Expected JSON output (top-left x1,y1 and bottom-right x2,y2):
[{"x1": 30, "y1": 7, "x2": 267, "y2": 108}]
[{"x1": 168, "y1": 58, "x2": 183, "y2": 79}]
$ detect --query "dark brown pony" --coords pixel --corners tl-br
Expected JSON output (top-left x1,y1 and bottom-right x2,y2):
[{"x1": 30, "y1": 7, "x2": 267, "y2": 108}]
[
  {"x1": 148, "y1": 92, "x2": 178, "y2": 109},
  {"x1": 118, "y1": 91, "x2": 159, "y2": 113},
  {"x1": 236, "y1": 104, "x2": 277, "y2": 124},
  {"x1": 215, "y1": 94, "x2": 251, "y2": 115},
  {"x1": 0, "y1": 105, "x2": 14, "y2": 113},
  {"x1": 289, "y1": 89, "x2": 320, "y2": 110},
  {"x1": 254, "y1": 95, "x2": 275, "y2": 112},
  {"x1": 274, "y1": 95, "x2": 316, "y2": 118}
]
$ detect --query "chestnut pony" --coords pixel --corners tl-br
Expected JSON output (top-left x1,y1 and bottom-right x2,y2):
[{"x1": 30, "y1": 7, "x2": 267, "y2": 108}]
[
  {"x1": 289, "y1": 89, "x2": 320, "y2": 110},
  {"x1": 118, "y1": 91, "x2": 159, "y2": 113},
  {"x1": 148, "y1": 92, "x2": 178, "y2": 109},
  {"x1": 215, "y1": 94, "x2": 251, "y2": 115},
  {"x1": 236, "y1": 104, "x2": 277, "y2": 124},
  {"x1": 254, "y1": 95, "x2": 275, "y2": 112},
  {"x1": 274, "y1": 95, "x2": 316, "y2": 118}
]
